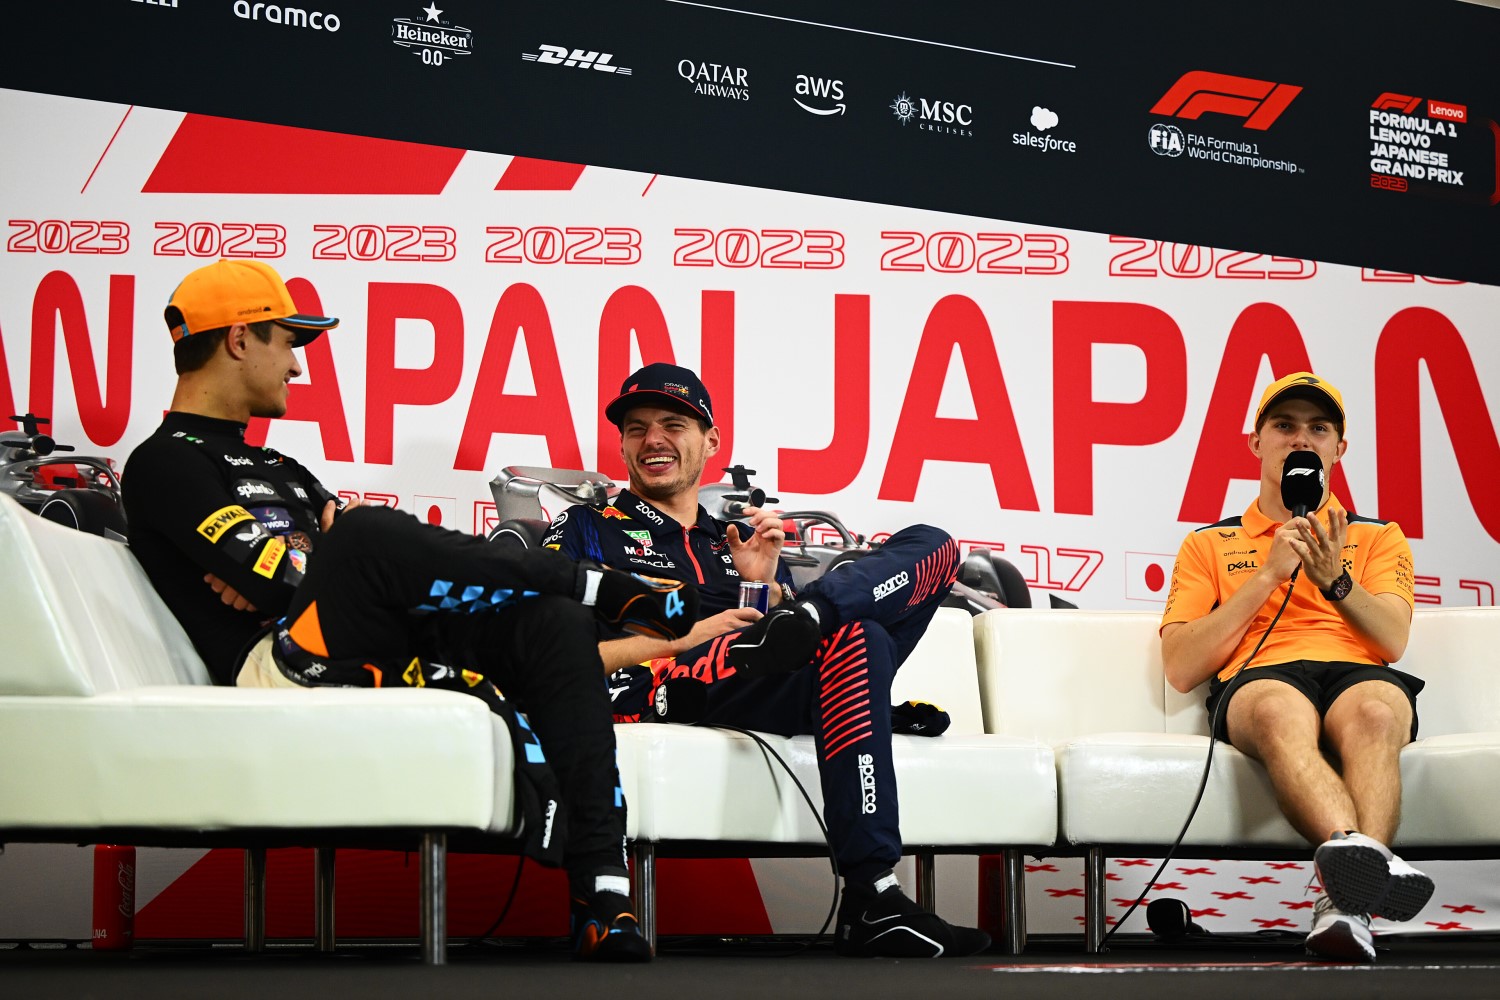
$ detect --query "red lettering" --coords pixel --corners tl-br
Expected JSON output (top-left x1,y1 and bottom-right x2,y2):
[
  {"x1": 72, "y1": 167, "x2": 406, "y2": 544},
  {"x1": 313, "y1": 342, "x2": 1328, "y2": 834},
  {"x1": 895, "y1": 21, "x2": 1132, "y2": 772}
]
[
  {"x1": 363, "y1": 283, "x2": 464, "y2": 466},
  {"x1": 1179, "y1": 304, "x2": 1353, "y2": 523},
  {"x1": 779, "y1": 294, "x2": 870, "y2": 494},
  {"x1": 28, "y1": 271, "x2": 133, "y2": 446},
  {"x1": 594, "y1": 287, "x2": 734, "y2": 484},
  {"x1": 0, "y1": 318, "x2": 16, "y2": 430},
  {"x1": 699, "y1": 291, "x2": 735, "y2": 483},
  {"x1": 1052, "y1": 302, "x2": 1187, "y2": 514},
  {"x1": 244, "y1": 278, "x2": 353, "y2": 460},
  {"x1": 1375, "y1": 307, "x2": 1500, "y2": 542},
  {"x1": 878, "y1": 295, "x2": 1037, "y2": 509},
  {"x1": 455, "y1": 283, "x2": 581, "y2": 472},
  {"x1": 596, "y1": 285, "x2": 673, "y2": 481}
]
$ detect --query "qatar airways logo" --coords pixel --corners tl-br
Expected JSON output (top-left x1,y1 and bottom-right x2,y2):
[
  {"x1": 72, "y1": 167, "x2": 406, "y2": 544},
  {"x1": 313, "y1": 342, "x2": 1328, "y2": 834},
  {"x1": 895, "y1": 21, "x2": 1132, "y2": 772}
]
[{"x1": 391, "y1": 4, "x2": 473, "y2": 67}]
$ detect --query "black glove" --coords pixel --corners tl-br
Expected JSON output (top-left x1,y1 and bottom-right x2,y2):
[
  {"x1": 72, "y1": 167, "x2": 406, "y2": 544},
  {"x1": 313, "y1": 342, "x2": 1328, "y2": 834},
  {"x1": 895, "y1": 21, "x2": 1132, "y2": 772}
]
[
  {"x1": 891, "y1": 700, "x2": 950, "y2": 736},
  {"x1": 576, "y1": 561, "x2": 698, "y2": 640}
]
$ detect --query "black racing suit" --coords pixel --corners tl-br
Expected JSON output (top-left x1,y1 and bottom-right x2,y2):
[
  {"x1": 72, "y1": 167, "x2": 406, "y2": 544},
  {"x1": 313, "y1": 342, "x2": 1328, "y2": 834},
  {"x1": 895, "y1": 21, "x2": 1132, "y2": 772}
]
[
  {"x1": 544, "y1": 488, "x2": 960, "y2": 882},
  {"x1": 124, "y1": 411, "x2": 627, "y2": 877}
]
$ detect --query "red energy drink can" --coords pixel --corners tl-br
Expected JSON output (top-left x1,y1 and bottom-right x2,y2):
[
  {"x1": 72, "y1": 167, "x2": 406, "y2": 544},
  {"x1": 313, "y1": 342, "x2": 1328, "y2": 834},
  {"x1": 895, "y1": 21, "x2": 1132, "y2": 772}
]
[
  {"x1": 738, "y1": 581, "x2": 770, "y2": 614},
  {"x1": 91, "y1": 844, "x2": 136, "y2": 950}
]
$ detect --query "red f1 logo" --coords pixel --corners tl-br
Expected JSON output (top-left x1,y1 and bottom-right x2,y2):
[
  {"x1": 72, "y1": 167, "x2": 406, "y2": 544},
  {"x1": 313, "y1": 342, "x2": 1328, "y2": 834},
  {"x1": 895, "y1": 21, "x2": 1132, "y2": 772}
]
[
  {"x1": 1151, "y1": 71, "x2": 1302, "y2": 130},
  {"x1": 1372, "y1": 92, "x2": 1422, "y2": 114}
]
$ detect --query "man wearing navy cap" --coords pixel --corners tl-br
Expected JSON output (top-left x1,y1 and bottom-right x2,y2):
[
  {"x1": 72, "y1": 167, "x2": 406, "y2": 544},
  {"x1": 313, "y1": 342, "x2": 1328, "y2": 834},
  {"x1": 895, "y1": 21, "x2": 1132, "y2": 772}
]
[
  {"x1": 544, "y1": 362, "x2": 991, "y2": 958},
  {"x1": 125, "y1": 260, "x2": 698, "y2": 961}
]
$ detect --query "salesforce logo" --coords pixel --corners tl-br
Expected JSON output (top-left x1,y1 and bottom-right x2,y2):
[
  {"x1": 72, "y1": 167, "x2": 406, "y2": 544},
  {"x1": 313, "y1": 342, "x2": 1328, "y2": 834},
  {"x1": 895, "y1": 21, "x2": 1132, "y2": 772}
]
[{"x1": 233, "y1": 2, "x2": 341, "y2": 31}]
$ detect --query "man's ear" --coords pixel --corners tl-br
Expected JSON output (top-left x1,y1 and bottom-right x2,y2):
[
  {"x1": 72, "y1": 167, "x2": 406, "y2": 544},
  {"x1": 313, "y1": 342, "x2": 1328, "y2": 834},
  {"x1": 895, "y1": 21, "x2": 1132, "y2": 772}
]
[
  {"x1": 704, "y1": 424, "x2": 721, "y2": 459},
  {"x1": 222, "y1": 323, "x2": 252, "y2": 360}
]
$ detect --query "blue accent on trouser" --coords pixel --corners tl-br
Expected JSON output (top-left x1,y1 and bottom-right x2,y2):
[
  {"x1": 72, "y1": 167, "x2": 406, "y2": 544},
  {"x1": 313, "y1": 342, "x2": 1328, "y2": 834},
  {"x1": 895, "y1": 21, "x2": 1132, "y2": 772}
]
[{"x1": 688, "y1": 523, "x2": 958, "y2": 875}]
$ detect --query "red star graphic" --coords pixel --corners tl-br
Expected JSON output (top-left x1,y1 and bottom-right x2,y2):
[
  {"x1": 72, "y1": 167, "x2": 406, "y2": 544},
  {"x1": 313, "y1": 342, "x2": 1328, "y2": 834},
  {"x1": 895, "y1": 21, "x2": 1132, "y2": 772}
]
[
  {"x1": 1150, "y1": 882, "x2": 1187, "y2": 891},
  {"x1": 1191, "y1": 908, "x2": 1225, "y2": 919},
  {"x1": 1026, "y1": 863, "x2": 1059, "y2": 873},
  {"x1": 1113, "y1": 898, "x2": 1141, "y2": 908},
  {"x1": 1281, "y1": 900, "x2": 1317, "y2": 910},
  {"x1": 1253, "y1": 918, "x2": 1297, "y2": 929},
  {"x1": 1444, "y1": 905, "x2": 1484, "y2": 915},
  {"x1": 1047, "y1": 888, "x2": 1085, "y2": 898},
  {"x1": 1241, "y1": 876, "x2": 1280, "y2": 885},
  {"x1": 1426, "y1": 921, "x2": 1470, "y2": 932},
  {"x1": 1178, "y1": 867, "x2": 1215, "y2": 876},
  {"x1": 1105, "y1": 872, "x2": 1122, "y2": 881},
  {"x1": 1117, "y1": 859, "x2": 1153, "y2": 867},
  {"x1": 1266, "y1": 862, "x2": 1305, "y2": 870},
  {"x1": 1213, "y1": 891, "x2": 1253, "y2": 901}
]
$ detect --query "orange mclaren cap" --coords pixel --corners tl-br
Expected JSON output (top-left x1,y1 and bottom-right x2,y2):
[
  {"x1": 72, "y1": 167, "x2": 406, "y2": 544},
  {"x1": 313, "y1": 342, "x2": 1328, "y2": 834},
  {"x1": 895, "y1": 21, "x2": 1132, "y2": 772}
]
[
  {"x1": 1254, "y1": 371, "x2": 1346, "y2": 428},
  {"x1": 163, "y1": 259, "x2": 338, "y2": 347}
]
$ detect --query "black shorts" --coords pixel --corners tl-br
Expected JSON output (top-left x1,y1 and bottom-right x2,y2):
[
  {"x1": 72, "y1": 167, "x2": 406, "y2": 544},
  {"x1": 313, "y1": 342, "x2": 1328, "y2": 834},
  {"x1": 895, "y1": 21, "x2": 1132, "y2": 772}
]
[{"x1": 1205, "y1": 660, "x2": 1425, "y2": 745}]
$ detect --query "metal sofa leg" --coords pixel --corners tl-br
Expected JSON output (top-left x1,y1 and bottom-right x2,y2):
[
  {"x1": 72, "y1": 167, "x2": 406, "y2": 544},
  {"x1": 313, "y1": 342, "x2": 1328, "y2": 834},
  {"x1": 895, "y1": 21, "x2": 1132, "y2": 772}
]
[
  {"x1": 420, "y1": 833, "x2": 447, "y2": 966},
  {"x1": 244, "y1": 847, "x2": 267, "y2": 953},
  {"x1": 914, "y1": 852, "x2": 936, "y2": 912},
  {"x1": 1084, "y1": 846, "x2": 1106, "y2": 953},
  {"x1": 1000, "y1": 848, "x2": 1027, "y2": 954},
  {"x1": 314, "y1": 847, "x2": 336, "y2": 953},
  {"x1": 629, "y1": 840, "x2": 657, "y2": 955}
]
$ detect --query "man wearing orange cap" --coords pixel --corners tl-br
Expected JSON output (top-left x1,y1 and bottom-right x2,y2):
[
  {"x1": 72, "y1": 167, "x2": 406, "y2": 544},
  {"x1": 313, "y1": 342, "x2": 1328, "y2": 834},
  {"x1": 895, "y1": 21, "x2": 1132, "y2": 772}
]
[
  {"x1": 124, "y1": 260, "x2": 699, "y2": 961},
  {"x1": 1161, "y1": 372, "x2": 1427, "y2": 962}
]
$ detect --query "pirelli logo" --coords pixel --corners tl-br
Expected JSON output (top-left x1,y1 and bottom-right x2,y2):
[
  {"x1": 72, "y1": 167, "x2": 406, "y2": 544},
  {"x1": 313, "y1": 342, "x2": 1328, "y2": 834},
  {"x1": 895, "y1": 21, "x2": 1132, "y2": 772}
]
[
  {"x1": 253, "y1": 538, "x2": 287, "y2": 578},
  {"x1": 197, "y1": 505, "x2": 255, "y2": 543}
]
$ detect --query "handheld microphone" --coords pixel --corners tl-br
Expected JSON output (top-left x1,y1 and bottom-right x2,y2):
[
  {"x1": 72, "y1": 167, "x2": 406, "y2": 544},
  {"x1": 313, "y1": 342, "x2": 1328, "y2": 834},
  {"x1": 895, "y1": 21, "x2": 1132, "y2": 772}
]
[
  {"x1": 1146, "y1": 897, "x2": 1210, "y2": 942},
  {"x1": 1280, "y1": 451, "x2": 1324, "y2": 520},
  {"x1": 722, "y1": 487, "x2": 767, "y2": 519}
]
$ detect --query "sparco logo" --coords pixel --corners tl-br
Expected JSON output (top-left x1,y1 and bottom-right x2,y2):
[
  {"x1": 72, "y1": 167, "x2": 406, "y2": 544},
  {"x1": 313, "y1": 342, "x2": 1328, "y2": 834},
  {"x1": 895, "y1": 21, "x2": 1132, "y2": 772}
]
[
  {"x1": 522, "y1": 44, "x2": 632, "y2": 75},
  {"x1": 391, "y1": 5, "x2": 474, "y2": 67},
  {"x1": 634, "y1": 500, "x2": 665, "y2": 526},
  {"x1": 858, "y1": 753, "x2": 877, "y2": 814},
  {"x1": 891, "y1": 91, "x2": 973, "y2": 136},
  {"x1": 541, "y1": 799, "x2": 558, "y2": 850},
  {"x1": 872, "y1": 571, "x2": 909, "y2": 601},
  {"x1": 233, "y1": 2, "x2": 340, "y2": 31}
]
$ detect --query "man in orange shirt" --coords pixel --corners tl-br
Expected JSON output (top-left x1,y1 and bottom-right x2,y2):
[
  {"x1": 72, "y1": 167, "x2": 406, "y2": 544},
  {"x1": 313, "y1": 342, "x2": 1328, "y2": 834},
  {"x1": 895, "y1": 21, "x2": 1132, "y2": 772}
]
[{"x1": 1160, "y1": 372, "x2": 1430, "y2": 962}]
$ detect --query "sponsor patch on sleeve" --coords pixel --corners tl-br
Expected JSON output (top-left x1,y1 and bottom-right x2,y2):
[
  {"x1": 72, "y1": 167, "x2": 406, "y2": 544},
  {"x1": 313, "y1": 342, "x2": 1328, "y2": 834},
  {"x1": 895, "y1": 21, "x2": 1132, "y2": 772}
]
[
  {"x1": 253, "y1": 538, "x2": 288, "y2": 578},
  {"x1": 197, "y1": 505, "x2": 255, "y2": 543}
]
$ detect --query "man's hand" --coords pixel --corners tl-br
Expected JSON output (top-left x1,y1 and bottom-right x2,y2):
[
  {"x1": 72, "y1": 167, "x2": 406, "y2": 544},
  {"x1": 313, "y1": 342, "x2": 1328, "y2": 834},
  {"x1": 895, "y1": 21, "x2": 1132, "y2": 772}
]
[
  {"x1": 204, "y1": 572, "x2": 258, "y2": 613},
  {"x1": 1262, "y1": 521, "x2": 1306, "y2": 583},
  {"x1": 676, "y1": 607, "x2": 762, "y2": 652},
  {"x1": 320, "y1": 496, "x2": 364, "y2": 534},
  {"x1": 727, "y1": 506, "x2": 785, "y2": 586},
  {"x1": 1289, "y1": 508, "x2": 1348, "y2": 591}
]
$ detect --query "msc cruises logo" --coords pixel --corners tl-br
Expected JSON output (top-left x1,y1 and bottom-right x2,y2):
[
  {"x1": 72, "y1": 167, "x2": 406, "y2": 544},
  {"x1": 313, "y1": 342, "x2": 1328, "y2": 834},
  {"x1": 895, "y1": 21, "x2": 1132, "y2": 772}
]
[{"x1": 391, "y1": 4, "x2": 473, "y2": 67}]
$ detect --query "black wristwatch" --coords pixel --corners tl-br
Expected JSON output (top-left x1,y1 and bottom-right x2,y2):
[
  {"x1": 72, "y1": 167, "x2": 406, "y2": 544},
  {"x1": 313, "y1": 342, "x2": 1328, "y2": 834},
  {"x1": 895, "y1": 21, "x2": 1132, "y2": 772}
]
[{"x1": 1321, "y1": 569, "x2": 1353, "y2": 602}]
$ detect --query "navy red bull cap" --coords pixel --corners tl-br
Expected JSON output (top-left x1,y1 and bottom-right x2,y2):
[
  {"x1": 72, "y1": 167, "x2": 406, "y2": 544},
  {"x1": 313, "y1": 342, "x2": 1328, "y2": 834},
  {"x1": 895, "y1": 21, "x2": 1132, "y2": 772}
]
[{"x1": 605, "y1": 363, "x2": 715, "y2": 427}]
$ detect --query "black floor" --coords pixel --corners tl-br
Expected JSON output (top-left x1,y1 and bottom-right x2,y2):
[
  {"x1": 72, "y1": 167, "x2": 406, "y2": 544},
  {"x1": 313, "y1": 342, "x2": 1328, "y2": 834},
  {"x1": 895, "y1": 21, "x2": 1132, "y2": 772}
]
[{"x1": 4, "y1": 934, "x2": 1498, "y2": 1000}]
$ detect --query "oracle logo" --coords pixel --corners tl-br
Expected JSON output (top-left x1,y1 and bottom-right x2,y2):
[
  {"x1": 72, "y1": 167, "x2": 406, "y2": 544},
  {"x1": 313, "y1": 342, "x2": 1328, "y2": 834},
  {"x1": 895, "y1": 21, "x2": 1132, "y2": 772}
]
[{"x1": 1150, "y1": 70, "x2": 1301, "y2": 131}]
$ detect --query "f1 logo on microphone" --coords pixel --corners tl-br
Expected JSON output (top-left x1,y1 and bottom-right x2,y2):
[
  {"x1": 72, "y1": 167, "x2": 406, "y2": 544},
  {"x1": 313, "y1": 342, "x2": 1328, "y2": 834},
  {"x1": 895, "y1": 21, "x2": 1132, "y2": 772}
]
[{"x1": 1150, "y1": 71, "x2": 1302, "y2": 131}]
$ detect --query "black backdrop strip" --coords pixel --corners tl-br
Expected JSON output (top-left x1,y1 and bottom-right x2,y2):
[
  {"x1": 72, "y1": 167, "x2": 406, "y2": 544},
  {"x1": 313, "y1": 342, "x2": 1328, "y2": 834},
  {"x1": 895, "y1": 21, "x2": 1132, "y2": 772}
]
[{"x1": 5, "y1": 0, "x2": 1497, "y2": 285}]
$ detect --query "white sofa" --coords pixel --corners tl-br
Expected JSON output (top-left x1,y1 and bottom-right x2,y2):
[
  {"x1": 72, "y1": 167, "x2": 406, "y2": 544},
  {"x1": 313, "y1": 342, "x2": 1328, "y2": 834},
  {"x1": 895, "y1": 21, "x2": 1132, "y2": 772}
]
[
  {"x1": 974, "y1": 606, "x2": 1500, "y2": 951},
  {"x1": 0, "y1": 493, "x2": 1057, "y2": 956}
]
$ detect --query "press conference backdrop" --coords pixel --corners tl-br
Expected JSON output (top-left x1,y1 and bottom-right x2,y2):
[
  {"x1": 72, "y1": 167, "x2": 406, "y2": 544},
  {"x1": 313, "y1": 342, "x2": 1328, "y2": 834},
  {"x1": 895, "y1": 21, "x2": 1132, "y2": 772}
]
[{"x1": 0, "y1": 0, "x2": 1496, "y2": 940}]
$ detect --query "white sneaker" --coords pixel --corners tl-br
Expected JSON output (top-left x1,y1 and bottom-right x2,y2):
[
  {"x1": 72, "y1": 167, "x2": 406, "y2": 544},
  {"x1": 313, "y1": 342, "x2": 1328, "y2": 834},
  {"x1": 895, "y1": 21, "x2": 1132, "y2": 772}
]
[
  {"x1": 1304, "y1": 896, "x2": 1376, "y2": 962},
  {"x1": 1314, "y1": 831, "x2": 1434, "y2": 921},
  {"x1": 1378, "y1": 853, "x2": 1436, "y2": 922}
]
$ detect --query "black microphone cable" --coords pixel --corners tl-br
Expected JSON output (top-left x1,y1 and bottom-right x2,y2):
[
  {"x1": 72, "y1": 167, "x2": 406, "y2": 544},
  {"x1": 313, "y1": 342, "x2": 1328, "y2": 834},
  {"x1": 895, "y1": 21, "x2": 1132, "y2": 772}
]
[{"x1": 1099, "y1": 567, "x2": 1301, "y2": 949}]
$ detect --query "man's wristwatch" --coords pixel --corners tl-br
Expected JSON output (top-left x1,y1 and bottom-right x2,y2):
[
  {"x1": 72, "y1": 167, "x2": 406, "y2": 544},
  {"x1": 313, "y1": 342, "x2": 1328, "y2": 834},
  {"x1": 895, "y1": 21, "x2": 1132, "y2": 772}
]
[{"x1": 1321, "y1": 569, "x2": 1353, "y2": 602}]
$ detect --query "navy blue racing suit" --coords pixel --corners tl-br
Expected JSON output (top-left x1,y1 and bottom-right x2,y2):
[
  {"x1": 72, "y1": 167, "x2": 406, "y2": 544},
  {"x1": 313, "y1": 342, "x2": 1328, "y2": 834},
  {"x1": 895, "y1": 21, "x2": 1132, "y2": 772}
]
[{"x1": 544, "y1": 489, "x2": 959, "y2": 881}]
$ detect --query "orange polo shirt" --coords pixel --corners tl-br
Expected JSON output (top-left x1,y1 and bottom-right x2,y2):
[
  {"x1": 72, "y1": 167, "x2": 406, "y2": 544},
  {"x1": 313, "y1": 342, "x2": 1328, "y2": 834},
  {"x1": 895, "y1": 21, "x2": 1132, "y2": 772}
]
[{"x1": 1161, "y1": 495, "x2": 1415, "y2": 681}]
